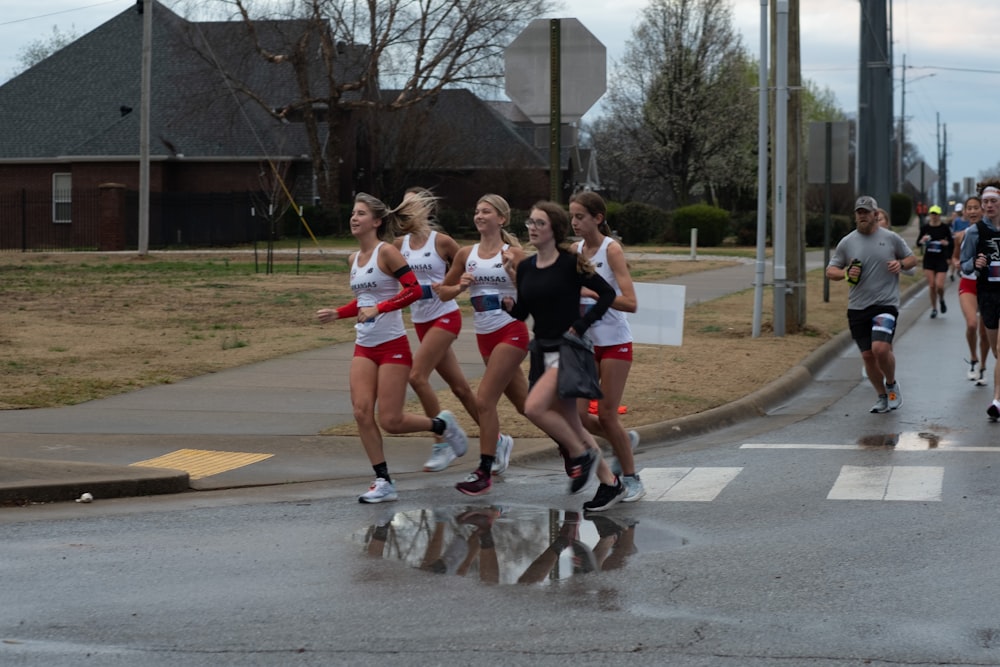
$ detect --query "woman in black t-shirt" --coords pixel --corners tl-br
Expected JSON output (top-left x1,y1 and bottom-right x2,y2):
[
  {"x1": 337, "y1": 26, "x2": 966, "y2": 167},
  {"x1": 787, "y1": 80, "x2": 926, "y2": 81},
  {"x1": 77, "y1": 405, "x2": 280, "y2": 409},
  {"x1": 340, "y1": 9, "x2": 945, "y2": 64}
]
[{"x1": 503, "y1": 201, "x2": 625, "y2": 512}]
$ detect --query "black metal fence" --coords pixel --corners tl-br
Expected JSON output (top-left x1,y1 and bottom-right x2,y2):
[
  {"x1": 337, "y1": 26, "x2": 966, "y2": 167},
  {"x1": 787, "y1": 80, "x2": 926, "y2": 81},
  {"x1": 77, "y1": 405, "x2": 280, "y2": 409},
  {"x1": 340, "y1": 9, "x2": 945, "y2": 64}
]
[
  {"x1": 0, "y1": 189, "x2": 271, "y2": 252},
  {"x1": 0, "y1": 189, "x2": 102, "y2": 251}
]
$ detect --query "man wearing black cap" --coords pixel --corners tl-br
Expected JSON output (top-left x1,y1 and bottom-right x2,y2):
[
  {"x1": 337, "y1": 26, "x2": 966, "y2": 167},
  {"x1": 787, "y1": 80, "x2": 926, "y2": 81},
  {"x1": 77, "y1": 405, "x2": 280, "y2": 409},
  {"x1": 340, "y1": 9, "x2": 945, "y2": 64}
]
[{"x1": 826, "y1": 195, "x2": 918, "y2": 414}]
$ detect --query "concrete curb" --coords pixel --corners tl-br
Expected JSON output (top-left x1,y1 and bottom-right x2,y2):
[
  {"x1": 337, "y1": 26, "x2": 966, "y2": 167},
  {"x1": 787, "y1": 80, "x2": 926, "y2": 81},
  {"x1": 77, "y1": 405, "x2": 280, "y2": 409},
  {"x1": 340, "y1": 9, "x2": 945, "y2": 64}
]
[
  {"x1": 611, "y1": 277, "x2": 926, "y2": 450},
  {"x1": 0, "y1": 459, "x2": 189, "y2": 506}
]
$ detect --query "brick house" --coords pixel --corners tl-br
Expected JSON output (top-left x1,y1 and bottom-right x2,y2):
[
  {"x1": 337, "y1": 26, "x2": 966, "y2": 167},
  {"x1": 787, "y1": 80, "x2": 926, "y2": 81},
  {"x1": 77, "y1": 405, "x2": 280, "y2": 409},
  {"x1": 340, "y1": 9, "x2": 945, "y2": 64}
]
[{"x1": 0, "y1": 1, "x2": 577, "y2": 250}]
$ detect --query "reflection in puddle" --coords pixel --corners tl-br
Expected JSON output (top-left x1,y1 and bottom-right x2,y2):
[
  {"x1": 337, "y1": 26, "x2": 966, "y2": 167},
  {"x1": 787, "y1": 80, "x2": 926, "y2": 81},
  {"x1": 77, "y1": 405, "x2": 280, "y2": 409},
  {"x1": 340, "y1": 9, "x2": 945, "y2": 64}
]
[
  {"x1": 354, "y1": 504, "x2": 688, "y2": 586},
  {"x1": 857, "y1": 431, "x2": 947, "y2": 450}
]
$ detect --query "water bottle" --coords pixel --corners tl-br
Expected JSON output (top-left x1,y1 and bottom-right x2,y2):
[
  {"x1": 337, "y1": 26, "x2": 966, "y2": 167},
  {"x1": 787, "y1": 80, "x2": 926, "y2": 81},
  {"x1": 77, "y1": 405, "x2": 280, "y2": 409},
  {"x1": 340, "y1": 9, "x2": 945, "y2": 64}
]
[{"x1": 846, "y1": 259, "x2": 862, "y2": 285}]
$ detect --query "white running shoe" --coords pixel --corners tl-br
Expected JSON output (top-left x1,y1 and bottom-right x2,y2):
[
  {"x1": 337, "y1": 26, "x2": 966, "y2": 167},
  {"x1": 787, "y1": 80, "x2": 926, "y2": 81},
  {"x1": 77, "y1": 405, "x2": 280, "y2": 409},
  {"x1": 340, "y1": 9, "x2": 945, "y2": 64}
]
[
  {"x1": 436, "y1": 410, "x2": 468, "y2": 457},
  {"x1": 622, "y1": 474, "x2": 646, "y2": 503},
  {"x1": 358, "y1": 478, "x2": 398, "y2": 504},
  {"x1": 886, "y1": 382, "x2": 902, "y2": 410},
  {"x1": 423, "y1": 442, "x2": 456, "y2": 472},
  {"x1": 491, "y1": 433, "x2": 514, "y2": 475},
  {"x1": 610, "y1": 430, "x2": 641, "y2": 478},
  {"x1": 977, "y1": 365, "x2": 989, "y2": 386}
]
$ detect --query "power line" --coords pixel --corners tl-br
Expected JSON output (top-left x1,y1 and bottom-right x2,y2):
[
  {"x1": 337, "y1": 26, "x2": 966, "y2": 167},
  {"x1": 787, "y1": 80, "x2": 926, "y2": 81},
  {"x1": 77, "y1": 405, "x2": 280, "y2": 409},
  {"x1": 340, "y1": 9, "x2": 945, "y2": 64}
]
[{"x1": 0, "y1": 0, "x2": 123, "y2": 27}]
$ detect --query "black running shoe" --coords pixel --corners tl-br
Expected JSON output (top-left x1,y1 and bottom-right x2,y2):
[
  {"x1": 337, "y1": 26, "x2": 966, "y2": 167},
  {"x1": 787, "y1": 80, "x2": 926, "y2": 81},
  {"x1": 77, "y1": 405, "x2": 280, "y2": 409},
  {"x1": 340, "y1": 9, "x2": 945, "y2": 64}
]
[
  {"x1": 940, "y1": 298, "x2": 947, "y2": 314},
  {"x1": 567, "y1": 449, "x2": 597, "y2": 495},
  {"x1": 582, "y1": 480, "x2": 627, "y2": 512},
  {"x1": 989, "y1": 403, "x2": 1000, "y2": 422}
]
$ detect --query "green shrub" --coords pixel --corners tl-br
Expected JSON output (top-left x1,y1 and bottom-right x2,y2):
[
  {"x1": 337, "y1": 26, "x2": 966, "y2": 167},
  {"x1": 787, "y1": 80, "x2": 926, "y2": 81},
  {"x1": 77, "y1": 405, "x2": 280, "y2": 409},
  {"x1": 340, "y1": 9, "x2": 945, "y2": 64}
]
[
  {"x1": 805, "y1": 213, "x2": 854, "y2": 247},
  {"x1": 890, "y1": 193, "x2": 912, "y2": 228},
  {"x1": 608, "y1": 202, "x2": 670, "y2": 244},
  {"x1": 672, "y1": 204, "x2": 731, "y2": 247},
  {"x1": 434, "y1": 208, "x2": 466, "y2": 237},
  {"x1": 730, "y1": 211, "x2": 765, "y2": 246}
]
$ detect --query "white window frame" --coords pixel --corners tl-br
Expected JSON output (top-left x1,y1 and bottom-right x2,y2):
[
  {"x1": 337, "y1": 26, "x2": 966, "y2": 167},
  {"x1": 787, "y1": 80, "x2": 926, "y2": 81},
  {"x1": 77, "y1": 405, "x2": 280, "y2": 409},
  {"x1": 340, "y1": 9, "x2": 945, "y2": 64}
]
[{"x1": 52, "y1": 173, "x2": 72, "y2": 224}]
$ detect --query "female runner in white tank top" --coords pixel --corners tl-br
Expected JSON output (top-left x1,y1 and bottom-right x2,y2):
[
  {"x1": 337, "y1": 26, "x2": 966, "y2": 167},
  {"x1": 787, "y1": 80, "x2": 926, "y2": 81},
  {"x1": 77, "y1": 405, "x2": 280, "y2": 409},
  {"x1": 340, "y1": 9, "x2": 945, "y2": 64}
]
[
  {"x1": 434, "y1": 194, "x2": 528, "y2": 496},
  {"x1": 570, "y1": 191, "x2": 644, "y2": 502},
  {"x1": 395, "y1": 188, "x2": 480, "y2": 473},
  {"x1": 316, "y1": 192, "x2": 468, "y2": 504}
]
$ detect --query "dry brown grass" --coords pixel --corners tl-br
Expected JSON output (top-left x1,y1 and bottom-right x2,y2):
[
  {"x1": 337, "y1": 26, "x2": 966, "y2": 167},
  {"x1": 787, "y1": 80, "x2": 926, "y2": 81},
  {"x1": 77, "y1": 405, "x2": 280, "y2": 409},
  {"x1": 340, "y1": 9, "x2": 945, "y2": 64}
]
[{"x1": 0, "y1": 249, "x2": 919, "y2": 434}]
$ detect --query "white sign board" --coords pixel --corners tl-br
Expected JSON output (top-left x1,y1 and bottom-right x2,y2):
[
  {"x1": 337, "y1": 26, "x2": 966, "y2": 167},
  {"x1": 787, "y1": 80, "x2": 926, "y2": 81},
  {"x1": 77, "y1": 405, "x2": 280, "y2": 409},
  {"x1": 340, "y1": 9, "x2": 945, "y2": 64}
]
[{"x1": 626, "y1": 283, "x2": 685, "y2": 346}]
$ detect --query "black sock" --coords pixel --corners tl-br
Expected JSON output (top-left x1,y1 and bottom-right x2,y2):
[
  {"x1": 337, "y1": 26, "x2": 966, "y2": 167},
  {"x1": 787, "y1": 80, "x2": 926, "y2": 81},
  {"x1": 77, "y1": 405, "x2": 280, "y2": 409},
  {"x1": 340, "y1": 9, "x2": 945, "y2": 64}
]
[
  {"x1": 373, "y1": 462, "x2": 391, "y2": 483},
  {"x1": 430, "y1": 417, "x2": 446, "y2": 435},
  {"x1": 479, "y1": 455, "x2": 495, "y2": 476}
]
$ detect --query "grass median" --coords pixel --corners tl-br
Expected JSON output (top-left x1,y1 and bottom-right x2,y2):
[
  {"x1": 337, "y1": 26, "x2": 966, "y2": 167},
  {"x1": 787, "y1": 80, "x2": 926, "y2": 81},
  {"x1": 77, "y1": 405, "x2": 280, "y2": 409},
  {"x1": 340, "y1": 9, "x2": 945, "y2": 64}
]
[{"x1": 1, "y1": 248, "x2": 915, "y2": 435}]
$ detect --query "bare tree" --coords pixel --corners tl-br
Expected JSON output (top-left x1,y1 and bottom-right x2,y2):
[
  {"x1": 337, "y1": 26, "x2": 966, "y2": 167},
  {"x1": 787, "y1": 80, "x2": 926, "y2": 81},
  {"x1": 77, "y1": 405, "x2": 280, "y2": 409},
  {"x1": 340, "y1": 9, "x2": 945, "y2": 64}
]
[
  {"x1": 12, "y1": 25, "x2": 79, "y2": 77},
  {"x1": 597, "y1": 0, "x2": 756, "y2": 207},
  {"x1": 203, "y1": 0, "x2": 555, "y2": 206}
]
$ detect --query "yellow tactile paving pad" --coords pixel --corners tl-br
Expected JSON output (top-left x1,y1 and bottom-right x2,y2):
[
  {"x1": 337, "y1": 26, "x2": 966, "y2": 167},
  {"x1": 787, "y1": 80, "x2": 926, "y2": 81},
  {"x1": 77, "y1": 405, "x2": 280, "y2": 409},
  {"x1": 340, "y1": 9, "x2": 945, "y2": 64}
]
[{"x1": 130, "y1": 449, "x2": 274, "y2": 480}]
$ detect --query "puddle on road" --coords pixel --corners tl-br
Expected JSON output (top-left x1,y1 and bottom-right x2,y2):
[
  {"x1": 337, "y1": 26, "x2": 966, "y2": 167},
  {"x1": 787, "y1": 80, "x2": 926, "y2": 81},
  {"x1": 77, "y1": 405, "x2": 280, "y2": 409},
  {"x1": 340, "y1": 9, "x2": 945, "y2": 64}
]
[
  {"x1": 352, "y1": 504, "x2": 688, "y2": 586},
  {"x1": 857, "y1": 430, "x2": 952, "y2": 450}
]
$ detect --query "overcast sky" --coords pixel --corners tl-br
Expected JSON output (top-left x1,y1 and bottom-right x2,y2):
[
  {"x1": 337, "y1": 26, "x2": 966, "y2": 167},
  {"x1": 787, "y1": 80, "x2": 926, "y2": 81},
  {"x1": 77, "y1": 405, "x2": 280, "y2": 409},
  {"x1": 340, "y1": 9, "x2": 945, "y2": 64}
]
[{"x1": 2, "y1": 0, "x2": 997, "y2": 201}]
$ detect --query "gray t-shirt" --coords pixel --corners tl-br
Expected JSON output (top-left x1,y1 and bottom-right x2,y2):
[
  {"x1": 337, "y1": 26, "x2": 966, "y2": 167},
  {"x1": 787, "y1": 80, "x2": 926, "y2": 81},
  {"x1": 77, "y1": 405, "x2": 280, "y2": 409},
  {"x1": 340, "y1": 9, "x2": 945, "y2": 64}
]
[{"x1": 829, "y1": 227, "x2": 913, "y2": 310}]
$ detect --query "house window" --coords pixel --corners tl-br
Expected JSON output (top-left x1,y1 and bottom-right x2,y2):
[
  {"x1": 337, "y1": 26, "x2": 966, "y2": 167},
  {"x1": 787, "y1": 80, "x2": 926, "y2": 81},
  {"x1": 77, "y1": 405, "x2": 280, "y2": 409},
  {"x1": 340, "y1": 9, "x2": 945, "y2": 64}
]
[{"x1": 52, "y1": 173, "x2": 72, "y2": 223}]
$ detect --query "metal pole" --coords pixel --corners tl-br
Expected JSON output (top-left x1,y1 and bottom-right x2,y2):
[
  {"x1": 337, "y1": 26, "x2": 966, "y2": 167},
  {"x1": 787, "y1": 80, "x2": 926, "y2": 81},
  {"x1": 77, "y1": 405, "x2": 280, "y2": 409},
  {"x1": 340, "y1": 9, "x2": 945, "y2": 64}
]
[
  {"x1": 138, "y1": 0, "x2": 152, "y2": 255},
  {"x1": 548, "y1": 19, "x2": 562, "y2": 204},
  {"x1": 752, "y1": 0, "x2": 768, "y2": 338},
  {"x1": 898, "y1": 54, "x2": 905, "y2": 192},
  {"x1": 823, "y1": 122, "x2": 832, "y2": 303},
  {"x1": 773, "y1": 0, "x2": 788, "y2": 337}
]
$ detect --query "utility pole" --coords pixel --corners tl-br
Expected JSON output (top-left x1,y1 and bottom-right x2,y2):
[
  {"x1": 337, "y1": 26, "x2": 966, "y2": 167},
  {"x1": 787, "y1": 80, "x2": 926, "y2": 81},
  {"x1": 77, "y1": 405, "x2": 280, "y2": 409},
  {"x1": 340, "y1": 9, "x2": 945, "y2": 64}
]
[
  {"x1": 771, "y1": 0, "x2": 788, "y2": 337},
  {"x1": 784, "y1": 0, "x2": 805, "y2": 332},
  {"x1": 897, "y1": 54, "x2": 905, "y2": 192},
  {"x1": 138, "y1": 0, "x2": 152, "y2": 256},
  {"x1": 857, "y1": 0, "x2": 892, "y2": 209},
  {"x1": 940, "y1": 122, "x2": 948, "y2": 206}
]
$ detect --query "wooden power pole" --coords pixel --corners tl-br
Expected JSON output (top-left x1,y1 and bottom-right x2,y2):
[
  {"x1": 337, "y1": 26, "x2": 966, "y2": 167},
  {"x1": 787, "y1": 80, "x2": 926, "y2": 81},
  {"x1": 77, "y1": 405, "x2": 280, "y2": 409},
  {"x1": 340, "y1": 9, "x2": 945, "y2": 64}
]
[{"x1": 770, "y1": 0, "x2": 804, "y2": 333}]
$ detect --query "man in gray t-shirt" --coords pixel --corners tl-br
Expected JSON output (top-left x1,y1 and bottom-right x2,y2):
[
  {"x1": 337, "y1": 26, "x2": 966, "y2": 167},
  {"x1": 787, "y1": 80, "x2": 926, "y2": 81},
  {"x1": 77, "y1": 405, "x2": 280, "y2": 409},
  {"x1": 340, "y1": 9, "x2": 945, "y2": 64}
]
[{"x1": 826, "y1": 195, "x2": 918, "y2": 414}]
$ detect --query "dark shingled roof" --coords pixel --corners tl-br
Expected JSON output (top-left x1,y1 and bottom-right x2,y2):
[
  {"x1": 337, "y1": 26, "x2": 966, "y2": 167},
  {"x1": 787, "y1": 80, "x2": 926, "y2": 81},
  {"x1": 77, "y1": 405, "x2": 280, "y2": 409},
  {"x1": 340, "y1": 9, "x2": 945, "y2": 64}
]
[
  {"x1": 0, "y1": 1, "x2": 549, "y2": 175},
  {"x1": 0, "y1": 2, "x2": 350, "y2": 160}
]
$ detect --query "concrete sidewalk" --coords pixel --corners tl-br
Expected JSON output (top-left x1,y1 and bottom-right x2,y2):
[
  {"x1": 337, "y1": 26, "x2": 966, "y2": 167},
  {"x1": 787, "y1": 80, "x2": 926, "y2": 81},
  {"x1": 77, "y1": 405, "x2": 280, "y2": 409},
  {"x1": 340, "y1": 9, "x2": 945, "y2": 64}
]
[{"x1": 0, "y1": 230, "x2": 923, "y2": 505}]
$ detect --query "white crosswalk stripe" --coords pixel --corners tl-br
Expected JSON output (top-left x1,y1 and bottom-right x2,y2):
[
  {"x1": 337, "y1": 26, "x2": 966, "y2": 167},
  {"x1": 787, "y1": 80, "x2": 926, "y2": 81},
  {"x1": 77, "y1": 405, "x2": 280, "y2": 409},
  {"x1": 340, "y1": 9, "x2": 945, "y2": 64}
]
[
  {"x1": 827, "y1": 465, "x2": 944, "y2": 501},
  {"x1": 640, "y1": 467, "x2": 743, "y2": 502}
]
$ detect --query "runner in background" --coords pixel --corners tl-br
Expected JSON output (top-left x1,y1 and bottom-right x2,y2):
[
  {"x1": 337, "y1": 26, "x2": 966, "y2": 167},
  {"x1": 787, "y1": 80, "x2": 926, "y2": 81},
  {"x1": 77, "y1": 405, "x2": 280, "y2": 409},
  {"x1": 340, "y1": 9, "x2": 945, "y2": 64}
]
[
  {"x1": 917, "y1": 205, "x2": 954, "y2": 318},
  {"x1": 952, "y1": 196, "x2": 989, "y2": 384},
  {"x1": 958, "y1": 181, "x2": 1000, "y2": 421},
  {"x1": 950, "y1": 202, "x2": 970, "y2": 282}
]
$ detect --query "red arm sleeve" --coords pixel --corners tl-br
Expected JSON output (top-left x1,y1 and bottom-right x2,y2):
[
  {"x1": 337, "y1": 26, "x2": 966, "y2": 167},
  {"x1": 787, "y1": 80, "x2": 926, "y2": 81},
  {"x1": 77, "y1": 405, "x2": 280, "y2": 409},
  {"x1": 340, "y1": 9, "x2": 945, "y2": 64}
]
[
  {"x1": 376, "y1": 268, "x2": 422, "y2": 313},
  {"x1": 335, "y1": 299, "x2": 359, "y2": 319}
]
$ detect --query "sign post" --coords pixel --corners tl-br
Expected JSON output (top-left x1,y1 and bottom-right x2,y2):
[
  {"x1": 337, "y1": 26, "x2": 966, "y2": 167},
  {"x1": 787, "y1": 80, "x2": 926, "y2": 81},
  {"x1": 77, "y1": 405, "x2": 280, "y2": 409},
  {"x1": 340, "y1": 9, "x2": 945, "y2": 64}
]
[
  {"x1": 505, "y1": 19, "x2": 606, "y2": 203},
  {"x1": 807, "y1": 121, "x2": 849, "y2": 302}
]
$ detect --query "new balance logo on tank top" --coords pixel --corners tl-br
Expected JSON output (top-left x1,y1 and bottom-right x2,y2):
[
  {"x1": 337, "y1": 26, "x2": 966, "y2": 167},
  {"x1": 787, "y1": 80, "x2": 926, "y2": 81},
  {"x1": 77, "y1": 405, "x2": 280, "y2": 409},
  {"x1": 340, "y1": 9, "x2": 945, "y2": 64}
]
[
  {"x1": 575, "y1": 236, "x2": 632, "y2": 347},
  {"x1": 400, "y1": 231, "x2": 459, "y2": 324},
  {"x1": 467, "y1": 243, "x2": 517, "y2": 334},
  {"x1": 350, "y1": 242, "x2": 406, "y2": 346}
]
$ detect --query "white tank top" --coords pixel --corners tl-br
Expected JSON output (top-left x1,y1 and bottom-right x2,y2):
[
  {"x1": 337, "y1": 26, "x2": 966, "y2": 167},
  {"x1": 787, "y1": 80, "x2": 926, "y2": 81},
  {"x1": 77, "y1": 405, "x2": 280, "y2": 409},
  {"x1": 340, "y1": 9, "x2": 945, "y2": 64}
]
[
  {"x1": 575, "y1": 236, "x2": 632, "y2": 347},
  {"x1": 349, "y1": 242, "x2": 406, "y2": 347},
  {"x1": 400, "y1": 231, "x2": 460, "y2": 324},
  {"x1": 467, "y1": 243, "x2": 517, "y2": 335}
]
